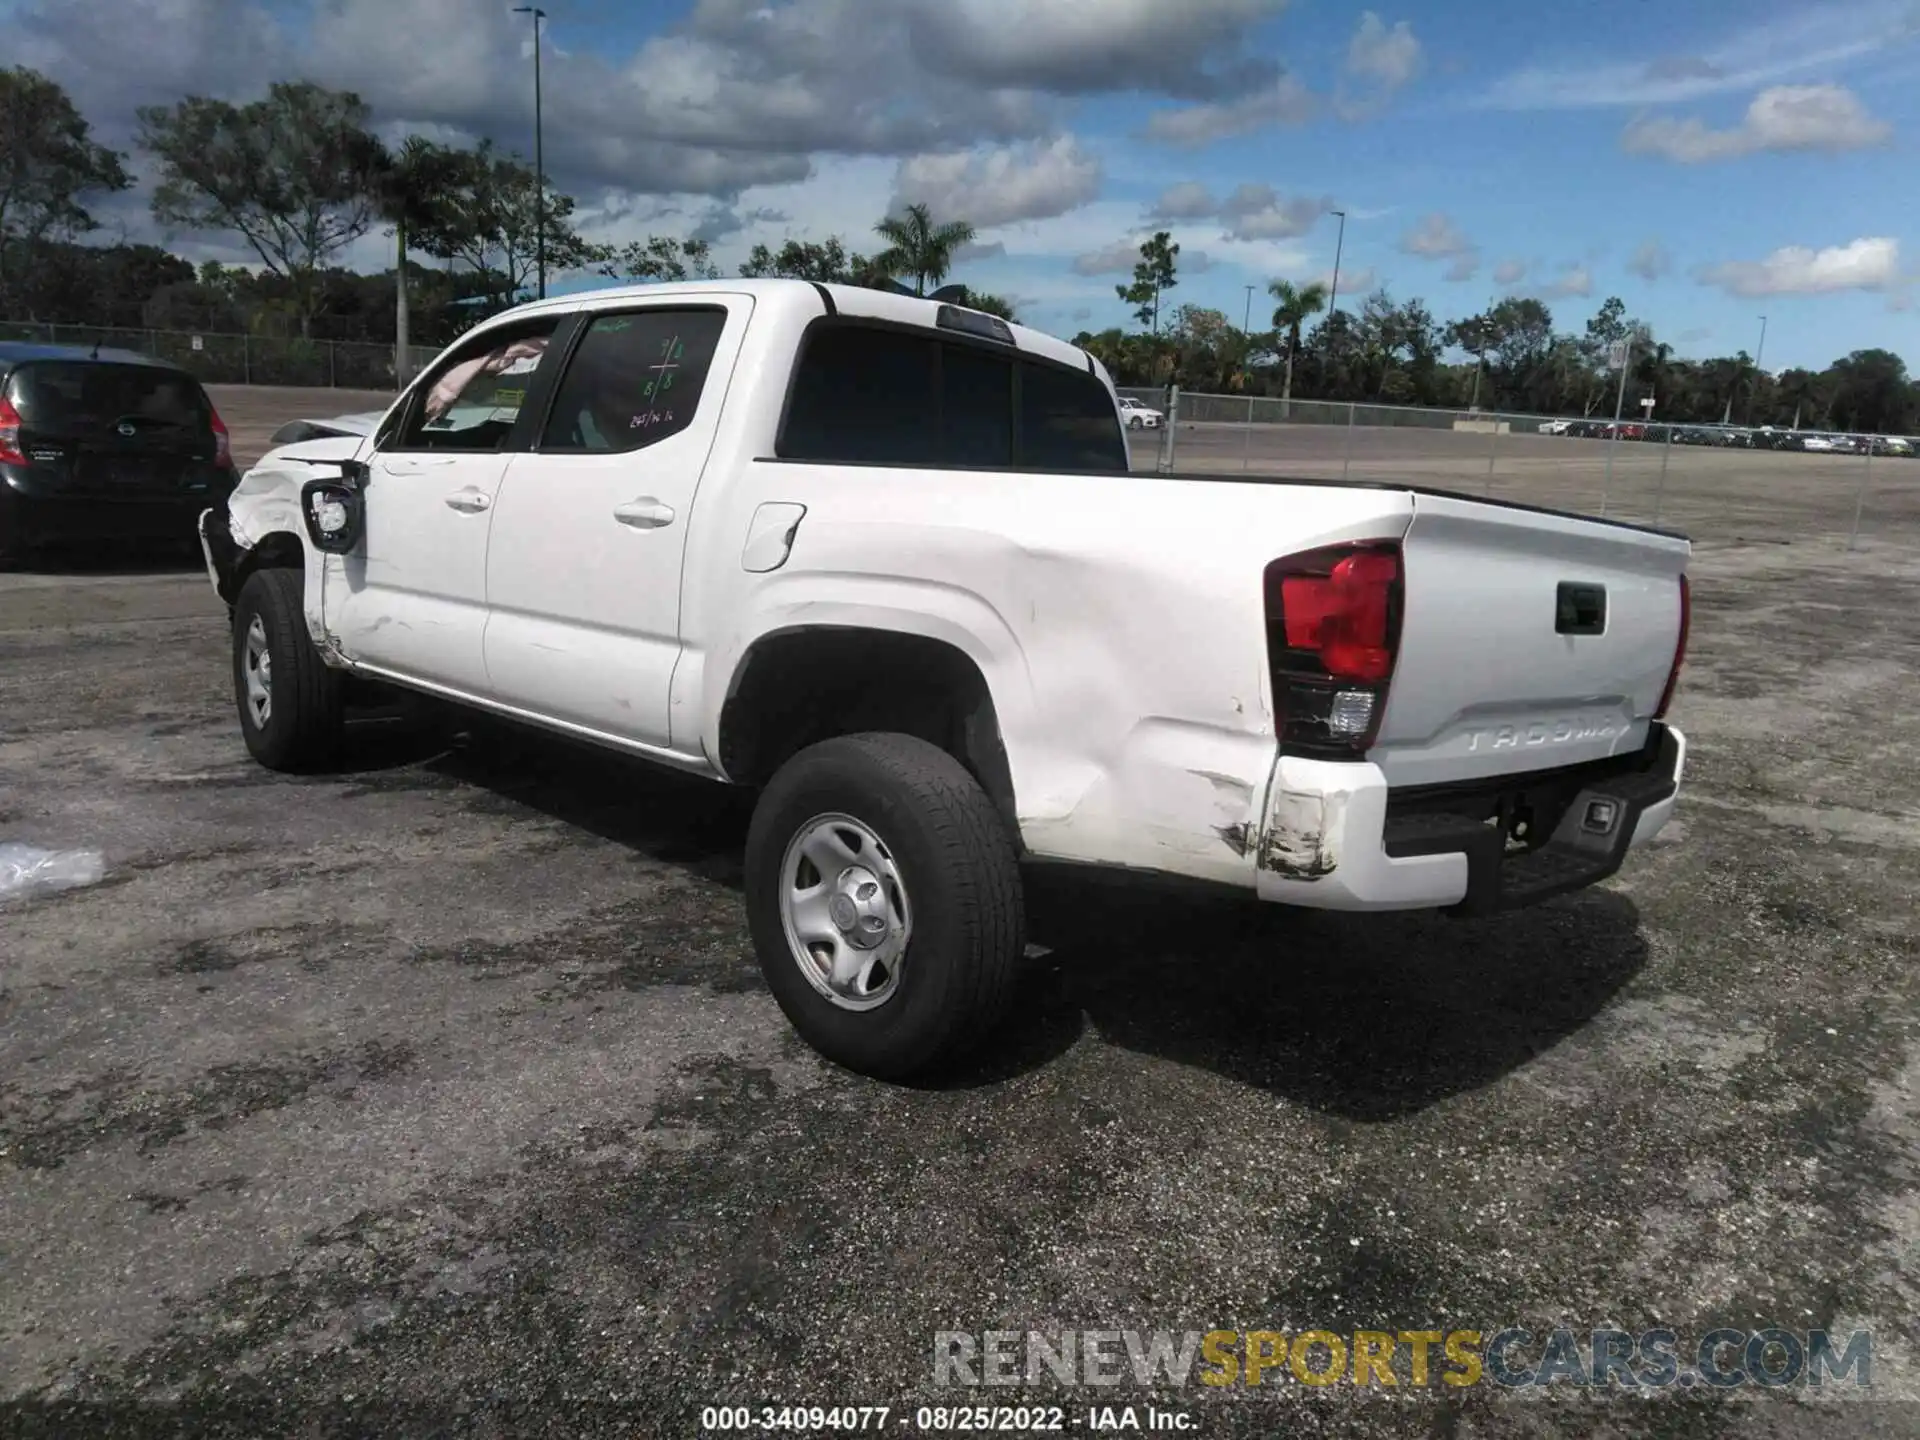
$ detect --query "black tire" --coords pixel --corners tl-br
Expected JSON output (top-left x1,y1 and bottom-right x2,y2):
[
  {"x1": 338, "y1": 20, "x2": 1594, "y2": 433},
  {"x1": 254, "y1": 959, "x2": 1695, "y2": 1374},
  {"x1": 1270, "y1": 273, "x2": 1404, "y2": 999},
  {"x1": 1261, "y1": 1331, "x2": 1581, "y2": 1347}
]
[
  {"x1": 1128, "y1": 416, "x2": 1142, "y2": 430},
  {"x1": 744, "y1": 733, "x2": 1024, "y2": 1081},
  {"x1": 232, "y1": 566, "x2": 344, "y2": 771}
]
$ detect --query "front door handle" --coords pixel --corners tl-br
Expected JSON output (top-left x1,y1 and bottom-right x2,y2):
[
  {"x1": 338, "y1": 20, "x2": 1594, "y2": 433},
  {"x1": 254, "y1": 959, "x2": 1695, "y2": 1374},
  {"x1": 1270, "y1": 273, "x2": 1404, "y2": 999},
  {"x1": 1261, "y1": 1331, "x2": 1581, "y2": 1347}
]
[
  {"x1": 444, "y1": 488, "x2": 492, "y2": 514},
  {"x1": 613, "y1": 497, "x2": 676, "y2": 529},
  {"x1": 382, "y1": 456, "x2": 456, "y2": 477}
]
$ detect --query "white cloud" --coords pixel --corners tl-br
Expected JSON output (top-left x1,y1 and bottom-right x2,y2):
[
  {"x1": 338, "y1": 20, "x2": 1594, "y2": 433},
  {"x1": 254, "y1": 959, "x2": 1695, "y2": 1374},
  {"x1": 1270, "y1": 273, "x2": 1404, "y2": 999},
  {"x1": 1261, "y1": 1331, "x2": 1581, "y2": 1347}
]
[
  {"x1": 1443, "y1": 255, "x2": 1480, "y2": 283},
  {"x1": 1346, "y1": 13, "x2": 1422, "y2": 91},
  {"x1": 1218, "y1": 183, "x2": 1331, "y2": 240},
  {"x1": 891, "y1": 136, "x2": 1103, "y2": 227},
  {"x1": 1316, "y1": 265, "x2": 1378, "y2": 295},
  {"x1": 1697, "y1": 236, "x2": 1901, "y2": 296},
  {"x1": 1073, "y1": 239, "x2": 1147, "y2": 276},
  {"x1": 1148, "y1": 182, "x2": 1222, "y2": 220},
  {"x1": 1142, "y1": 182, "x2": 1333, "y2": 243},
  {"x1": 13, "y1": 0, "x2": 1300, "y2": 211},
  {"x1": 1627, "y1": 240, "x2": 1672, "y2": 281},
  {"x1": 909, "y1": 0, "x2": 1292, "y2": 99},
  {"x1": 1622, "y1": 84, "x2": 1892, "y2": 161},
  {"x1": 1399, "y1": 211, "x2": 1474, "y2": 259},
  {"x1": 1533, "y1": 264, "x2": 1593, "y2": 299},
  {"x1": 1197, "y1": 235, "x2": 1318, "y2": 276},
  {"x1": 1493, "y1": 258, "x2": 1529, "y2": 285},
  {"x1": 1480, "y1": 0, "x2": 1920, "y2": 110},
  {"x1": 1143, "y1": 75, "x2": 1317, "y2": 145}
]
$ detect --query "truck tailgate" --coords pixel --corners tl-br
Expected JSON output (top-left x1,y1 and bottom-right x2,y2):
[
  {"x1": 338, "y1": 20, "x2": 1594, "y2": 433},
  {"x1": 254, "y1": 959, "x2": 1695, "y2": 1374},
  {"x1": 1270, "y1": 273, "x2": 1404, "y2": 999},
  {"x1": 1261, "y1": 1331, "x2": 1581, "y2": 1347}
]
[{"x1": 1374, "y1": 492, "x2": 1689, "y2": 786}]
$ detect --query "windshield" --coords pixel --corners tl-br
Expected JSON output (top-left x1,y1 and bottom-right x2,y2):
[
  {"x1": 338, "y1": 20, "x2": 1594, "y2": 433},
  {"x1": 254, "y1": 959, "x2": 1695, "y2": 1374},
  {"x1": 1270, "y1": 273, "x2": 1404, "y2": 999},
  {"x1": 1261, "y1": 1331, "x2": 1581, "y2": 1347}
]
[{"x1": 5, "y1": 362, "x2": 210, "y2": 435}]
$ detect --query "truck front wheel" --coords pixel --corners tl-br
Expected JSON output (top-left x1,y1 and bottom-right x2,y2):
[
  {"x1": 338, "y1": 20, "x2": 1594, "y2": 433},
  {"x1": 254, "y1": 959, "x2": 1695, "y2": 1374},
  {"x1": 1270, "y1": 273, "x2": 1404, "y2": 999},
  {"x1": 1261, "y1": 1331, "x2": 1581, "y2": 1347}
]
[
  {"x1": 232, "y1": 567, "x2": 344, "y2": 772},
  {"x1": 744, "y1": 733, "x2": 1025, "y2": 1081}
]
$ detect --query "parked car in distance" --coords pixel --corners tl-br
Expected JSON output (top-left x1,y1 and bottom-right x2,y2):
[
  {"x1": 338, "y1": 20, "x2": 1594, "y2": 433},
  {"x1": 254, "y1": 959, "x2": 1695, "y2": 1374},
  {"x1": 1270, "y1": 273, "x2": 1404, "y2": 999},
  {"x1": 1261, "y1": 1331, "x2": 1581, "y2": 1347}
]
[
  {"x1": 0, "y1": 342, "x2": 237, "y2": 567},
  {"x1": 1118, "y1": 395, "x2": 1163, "y2": 430},
  {"x1": 202, "y1": 279, "x2": 1691, "y2": 1081}
]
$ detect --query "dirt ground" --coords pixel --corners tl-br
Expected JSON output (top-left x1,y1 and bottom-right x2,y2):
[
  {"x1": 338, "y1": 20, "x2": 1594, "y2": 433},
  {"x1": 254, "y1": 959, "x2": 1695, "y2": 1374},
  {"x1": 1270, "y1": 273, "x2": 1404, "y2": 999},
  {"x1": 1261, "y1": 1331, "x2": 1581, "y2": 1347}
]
[{"x1": 3, "y1": 387, "x2": 1919, "y2": 1437}]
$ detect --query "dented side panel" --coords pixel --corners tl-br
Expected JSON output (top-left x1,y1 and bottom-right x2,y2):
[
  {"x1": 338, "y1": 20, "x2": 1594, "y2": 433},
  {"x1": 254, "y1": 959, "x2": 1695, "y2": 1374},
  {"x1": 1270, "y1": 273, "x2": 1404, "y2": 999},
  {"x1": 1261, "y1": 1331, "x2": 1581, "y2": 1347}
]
[{"x1": 672, "y1": 398, "x2": 1420, "y2": 885}]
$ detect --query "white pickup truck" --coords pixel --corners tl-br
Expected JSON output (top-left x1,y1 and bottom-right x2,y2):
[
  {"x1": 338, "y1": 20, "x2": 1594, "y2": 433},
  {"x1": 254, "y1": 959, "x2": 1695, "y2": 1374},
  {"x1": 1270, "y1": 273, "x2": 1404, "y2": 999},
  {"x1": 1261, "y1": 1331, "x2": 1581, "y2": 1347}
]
[{"x1": 200, "y1": 279, "x2": 1690, "y2": 1080}]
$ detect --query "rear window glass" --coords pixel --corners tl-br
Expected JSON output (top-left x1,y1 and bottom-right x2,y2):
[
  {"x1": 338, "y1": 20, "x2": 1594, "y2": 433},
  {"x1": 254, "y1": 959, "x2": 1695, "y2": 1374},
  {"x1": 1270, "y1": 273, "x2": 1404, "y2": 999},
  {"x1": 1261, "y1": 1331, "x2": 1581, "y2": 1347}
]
[
  {"x1": 1020, "y1": 363, "x2": 1127, "y2": 471},
  {"x1": 778, "y1": 322, "x2": 1123, "y2": 471},
  {"x1": 6, "y1": 363, "x2": 208, "y2": 433},
  {"x1": 781, "y1": 326, "x2": 939, "y2": 465}
]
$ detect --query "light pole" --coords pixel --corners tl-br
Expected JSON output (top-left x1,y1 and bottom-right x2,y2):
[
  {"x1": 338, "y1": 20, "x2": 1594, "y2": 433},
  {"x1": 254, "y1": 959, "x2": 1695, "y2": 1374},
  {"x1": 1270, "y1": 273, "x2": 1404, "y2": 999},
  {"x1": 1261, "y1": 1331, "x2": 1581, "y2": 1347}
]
[
  {"x1": 1749, "y1": 314, "x2": 1768, "y2": 425},
  {"x1": 1325, "y1": 209, "x2": 1348, "y2": 315},
  {"x1": 513, "y1": 5, "x2": 548, "y2": 300},
  {"x1": 1241, "y1": 283, "x2": 1254, "y2": 389},
  {"x1": 1323, "y1": 209, "x2": 1347, "y2": 389}
]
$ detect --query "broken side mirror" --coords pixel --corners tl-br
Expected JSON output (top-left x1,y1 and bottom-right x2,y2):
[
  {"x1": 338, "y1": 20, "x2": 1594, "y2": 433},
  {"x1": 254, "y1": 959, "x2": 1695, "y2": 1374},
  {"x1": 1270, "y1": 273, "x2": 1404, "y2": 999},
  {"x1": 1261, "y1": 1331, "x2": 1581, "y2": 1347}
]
[{"x1": 297, "y1": 460, "x2": 367, "y2": 554}]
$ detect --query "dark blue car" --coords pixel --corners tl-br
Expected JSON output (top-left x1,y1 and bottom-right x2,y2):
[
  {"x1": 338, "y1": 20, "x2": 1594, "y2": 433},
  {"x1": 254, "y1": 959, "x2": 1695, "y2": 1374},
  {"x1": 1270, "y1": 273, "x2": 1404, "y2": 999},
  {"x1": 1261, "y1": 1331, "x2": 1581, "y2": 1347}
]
[{"x1": 0, "y1": 342, "x2": 236, "y2": 565}]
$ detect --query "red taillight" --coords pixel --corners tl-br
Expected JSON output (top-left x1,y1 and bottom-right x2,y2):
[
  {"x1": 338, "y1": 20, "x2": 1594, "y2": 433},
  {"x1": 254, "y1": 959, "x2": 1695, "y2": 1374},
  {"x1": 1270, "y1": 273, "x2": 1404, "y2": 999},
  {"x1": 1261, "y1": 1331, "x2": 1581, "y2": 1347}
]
[
  {"x1": 210, "y1": 405, "x2": 232, "y2": 469},
  {"x1": 1654, "y1": 573, "x2": 1690, "y2": 720},
  {"x1": 1264, "y1": 541, "x2": 1403, "y2": 757},
  {"x1": 0, "y1": 397, "x2": 24, "y2": 466}
]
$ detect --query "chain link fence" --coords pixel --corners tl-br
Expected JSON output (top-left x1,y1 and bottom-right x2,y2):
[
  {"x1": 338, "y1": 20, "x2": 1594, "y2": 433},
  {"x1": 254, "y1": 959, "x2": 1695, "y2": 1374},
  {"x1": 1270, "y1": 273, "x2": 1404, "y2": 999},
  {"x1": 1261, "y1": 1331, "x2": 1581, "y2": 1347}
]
[
  {"x1": 1117, "y1": 386, "x2": 1920, "y2": 551},
  {"x1": 0, "y1": 321, "x2": 438, "y2": 391}
]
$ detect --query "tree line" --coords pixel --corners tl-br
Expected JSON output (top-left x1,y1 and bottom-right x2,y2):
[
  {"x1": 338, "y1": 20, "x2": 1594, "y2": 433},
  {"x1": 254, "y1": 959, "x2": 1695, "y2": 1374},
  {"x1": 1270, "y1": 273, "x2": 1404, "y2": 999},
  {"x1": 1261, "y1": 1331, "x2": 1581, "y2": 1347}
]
[
  {"x1": 1080, "y1": 232, "x2": 1916, "y2": 434},
  {"x1": 3, "y1": 64, "x2": 1911, "y2": 431},
  {"x1": 0, "y1": 68, "x2": 1008, "y2": 364}
]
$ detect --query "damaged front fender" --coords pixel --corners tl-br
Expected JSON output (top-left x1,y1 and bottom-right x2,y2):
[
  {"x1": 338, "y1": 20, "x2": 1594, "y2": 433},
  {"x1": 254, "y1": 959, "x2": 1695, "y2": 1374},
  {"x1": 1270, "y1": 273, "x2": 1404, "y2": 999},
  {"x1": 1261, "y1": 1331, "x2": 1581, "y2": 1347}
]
[{"x1": 197, "y1": 503, "x2": 243, "y2": 606}]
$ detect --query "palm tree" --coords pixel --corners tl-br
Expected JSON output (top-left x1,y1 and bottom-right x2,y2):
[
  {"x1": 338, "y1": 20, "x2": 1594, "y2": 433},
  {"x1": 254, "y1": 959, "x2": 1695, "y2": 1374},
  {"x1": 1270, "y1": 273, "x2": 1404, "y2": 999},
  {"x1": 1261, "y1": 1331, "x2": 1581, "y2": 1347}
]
[
  {"x1": 872, "y1": 203, "x2": 976, "y2": 297},
  {"x1": 1267, "y1": 279, "x2": 1327, "y2": 413},
  {"x1": 370, "y1": 136, "x2": 459, "y2": 387}
]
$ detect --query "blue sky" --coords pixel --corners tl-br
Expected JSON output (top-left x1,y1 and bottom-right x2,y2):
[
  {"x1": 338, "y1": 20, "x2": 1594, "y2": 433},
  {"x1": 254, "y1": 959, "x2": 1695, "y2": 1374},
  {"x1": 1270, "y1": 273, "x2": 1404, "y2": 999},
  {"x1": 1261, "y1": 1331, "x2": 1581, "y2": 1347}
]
[{"x1": 15, "y1": 0, "x2": 1919, "y2": 371}]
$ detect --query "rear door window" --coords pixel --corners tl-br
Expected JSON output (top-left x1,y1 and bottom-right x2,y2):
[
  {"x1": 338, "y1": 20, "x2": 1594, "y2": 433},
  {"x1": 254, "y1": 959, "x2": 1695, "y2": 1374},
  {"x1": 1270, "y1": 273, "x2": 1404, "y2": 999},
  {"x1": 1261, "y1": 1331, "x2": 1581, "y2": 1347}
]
[
  {"x1": 539, "y1": 308, "x2": 728, "y2": 453},
  {"x1": 6, "y1": 363, "x2": 210, "y2": 441}
]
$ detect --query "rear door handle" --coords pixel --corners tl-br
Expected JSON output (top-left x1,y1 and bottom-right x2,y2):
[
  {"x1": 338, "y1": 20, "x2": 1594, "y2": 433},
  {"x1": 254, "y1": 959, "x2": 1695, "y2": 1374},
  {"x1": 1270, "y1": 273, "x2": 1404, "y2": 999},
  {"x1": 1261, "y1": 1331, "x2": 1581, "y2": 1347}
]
[
  {"x1": 613, "y1": 498, "x2": 676, "y2": 529},
  {"x1": 444, "y1": 488, "x2": 492, "y2": 514}
]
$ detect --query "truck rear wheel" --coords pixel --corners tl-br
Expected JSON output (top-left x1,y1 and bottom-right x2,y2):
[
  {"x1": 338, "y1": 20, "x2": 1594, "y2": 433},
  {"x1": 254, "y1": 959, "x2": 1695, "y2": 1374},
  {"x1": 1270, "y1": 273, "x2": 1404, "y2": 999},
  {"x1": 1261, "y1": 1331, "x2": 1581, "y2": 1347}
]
[
  {"x1": 744, "y1": 732, "x2": 1024, "y2": 1081},
  {"x1": 232, "y1": 567, "x2": 344, "y2": 772}
]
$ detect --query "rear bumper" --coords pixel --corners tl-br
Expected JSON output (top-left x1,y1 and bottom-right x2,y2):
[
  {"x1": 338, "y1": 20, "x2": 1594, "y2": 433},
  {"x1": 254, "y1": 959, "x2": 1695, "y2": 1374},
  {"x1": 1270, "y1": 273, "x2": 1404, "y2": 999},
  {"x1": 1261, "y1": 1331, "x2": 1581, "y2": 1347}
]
[
  {"x1": 1255, "y1": 723, "x2": 1685, "y2": 913},
  {"x1": 1, "y1": 471, "x2": 229, "y2": 549}
]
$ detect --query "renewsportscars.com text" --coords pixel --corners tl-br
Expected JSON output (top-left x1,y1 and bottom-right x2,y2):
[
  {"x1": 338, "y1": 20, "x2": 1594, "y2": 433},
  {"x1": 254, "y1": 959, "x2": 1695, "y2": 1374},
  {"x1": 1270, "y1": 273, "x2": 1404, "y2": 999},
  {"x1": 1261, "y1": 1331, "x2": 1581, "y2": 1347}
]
[{"x1": 933, "y1": 1327, "x2": 1872, "y2": 1390}]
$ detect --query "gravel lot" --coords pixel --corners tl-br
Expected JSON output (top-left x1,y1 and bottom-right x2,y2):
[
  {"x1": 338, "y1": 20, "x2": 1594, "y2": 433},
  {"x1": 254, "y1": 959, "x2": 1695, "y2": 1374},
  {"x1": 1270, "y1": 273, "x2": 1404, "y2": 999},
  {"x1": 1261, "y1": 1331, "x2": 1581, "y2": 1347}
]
[{"x1": 3, "y1": 387, "x2": 1919, "y2": 1437}]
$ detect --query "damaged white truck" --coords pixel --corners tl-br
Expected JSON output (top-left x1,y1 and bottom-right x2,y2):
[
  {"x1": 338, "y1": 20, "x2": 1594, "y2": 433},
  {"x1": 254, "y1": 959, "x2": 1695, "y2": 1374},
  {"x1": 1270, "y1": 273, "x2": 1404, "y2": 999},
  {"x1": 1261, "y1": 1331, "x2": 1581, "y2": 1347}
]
[{"x1": 200, "y1": 278, "x2": 1690, "y2": 1080}]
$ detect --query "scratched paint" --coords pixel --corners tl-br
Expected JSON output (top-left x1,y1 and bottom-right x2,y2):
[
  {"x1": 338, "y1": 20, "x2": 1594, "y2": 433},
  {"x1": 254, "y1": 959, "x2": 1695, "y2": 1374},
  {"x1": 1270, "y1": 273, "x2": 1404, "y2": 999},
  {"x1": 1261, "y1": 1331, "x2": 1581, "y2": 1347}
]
[{"x1": 1259, "y1": 788, "x2": 1340, "y2": 879}]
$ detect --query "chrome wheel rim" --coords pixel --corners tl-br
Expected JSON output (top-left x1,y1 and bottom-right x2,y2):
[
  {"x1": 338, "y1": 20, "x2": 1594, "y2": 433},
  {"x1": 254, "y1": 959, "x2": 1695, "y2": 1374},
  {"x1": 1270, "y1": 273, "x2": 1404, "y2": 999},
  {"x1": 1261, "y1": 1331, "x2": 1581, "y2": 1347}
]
[
  {"x1": 778, "y1": 812, "x2": 911, "y2": 1011},
  {"x1": 243, "y1": 615, "x2": 272, "y2": 729}
]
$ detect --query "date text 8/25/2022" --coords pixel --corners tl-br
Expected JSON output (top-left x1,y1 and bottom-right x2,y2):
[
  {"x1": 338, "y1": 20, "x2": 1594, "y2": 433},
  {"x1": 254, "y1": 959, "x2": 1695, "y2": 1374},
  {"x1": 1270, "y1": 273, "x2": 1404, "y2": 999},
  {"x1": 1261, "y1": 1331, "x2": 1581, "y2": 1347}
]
[{"x1": 698, "y1": 1405, "x2": 1198, "y2": 1432}]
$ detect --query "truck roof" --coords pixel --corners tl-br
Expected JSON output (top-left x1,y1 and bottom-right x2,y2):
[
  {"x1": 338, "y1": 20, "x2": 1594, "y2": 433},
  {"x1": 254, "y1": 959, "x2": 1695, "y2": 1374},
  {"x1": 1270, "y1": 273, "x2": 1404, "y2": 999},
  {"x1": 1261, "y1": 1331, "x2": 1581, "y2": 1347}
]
[{"x1": 501, "y1": 277, "x2": 1104, "y2": 383}]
